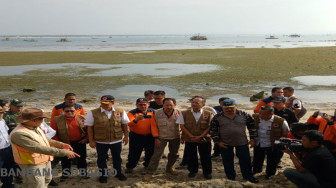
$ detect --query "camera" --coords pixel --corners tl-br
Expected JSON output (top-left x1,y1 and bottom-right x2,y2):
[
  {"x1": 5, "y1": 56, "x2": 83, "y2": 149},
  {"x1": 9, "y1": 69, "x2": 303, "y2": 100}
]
[
  {"x1": 143, "y1": 115, "x2": 152, "y2": 119},
  {"x1": 274, "y1": 138, "x2": 303, "y2": 153}
]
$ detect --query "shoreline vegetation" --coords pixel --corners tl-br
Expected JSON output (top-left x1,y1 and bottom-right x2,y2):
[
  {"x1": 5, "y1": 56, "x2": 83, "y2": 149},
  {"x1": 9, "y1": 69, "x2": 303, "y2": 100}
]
[{"x1": 1, "y1": 47, "x2": 336, "y2": 104}]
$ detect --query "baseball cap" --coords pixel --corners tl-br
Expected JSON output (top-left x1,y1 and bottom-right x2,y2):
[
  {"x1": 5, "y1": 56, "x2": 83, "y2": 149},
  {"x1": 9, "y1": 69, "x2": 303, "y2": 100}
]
[
  {"x1": 136, "y1": 98, "x2": 148, "y2": 103},
  {"x1": 222, "y1": 99, "x2": 236, "y2": 107},
  {"x1": 100, "y1": 95, "x2": 115, "y2": 104},
  {"x1": 273, "y1": 96, "x2": 286, "y2": 103},
  {"x1": 10, "y1": 99, "x2": 24, "y2": 107}
]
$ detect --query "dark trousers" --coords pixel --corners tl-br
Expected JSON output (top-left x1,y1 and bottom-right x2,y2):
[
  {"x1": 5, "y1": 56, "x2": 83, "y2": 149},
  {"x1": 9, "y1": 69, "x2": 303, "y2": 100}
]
[
  {"x1": 0, "y1": 146, "x2": 14, "y2": 187},
  {"x1": 213, "y1": 144, "x2": 220, "y2": 155},
  {"x1": 185, "y1": 142, "x2": 212, "y2": 175},
  {"x1": 181, "y1": 144, "x2": 188, "y2": 165},
  {"x1": 61, "y1": 141, "x2": 87, "y2": 177},
  {"x1": 253, "y1": 145, "x2": 277, "y2": 176},
  {"x1": 96, "y1": 142, "x2": 122, "y2": 176},
  {"x1": 220, "y1": 144, "x2": 253, "y2": 180},
  {"x1": 126, "y1": 131, "x2": 154, "y2": 169}
]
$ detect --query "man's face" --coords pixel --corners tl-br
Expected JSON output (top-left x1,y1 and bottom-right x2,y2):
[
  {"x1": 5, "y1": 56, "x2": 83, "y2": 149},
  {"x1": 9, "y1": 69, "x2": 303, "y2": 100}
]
[
  {"x1": 154, "y1": 95, "x2": 165, "y2": 105},
  {"x1": 29, "y1": 117, "x2": 43, "y2": 128},
  {"x1": 63, "y1": 107, "x2": 76, "y2": 118},
  {"x1": 136, "y1": 102, "x2": 149, "y2": 112},
  {"x1": 283, "y1": 90, "x2": 292, "y2": 98},
  {"x1": 64, "y1": 96, "x2": 76, "y2": 104},
  {"x1": 223, "y1": 106, "x2": 237, "y2": 116},
  {"x1": 302, "y1": 136, "x2": 315, "y2": 149},
  {"x1": 272, "y1": 89, "x2": 284, "y2": 98},
  {"x1": 10, "y1": 104, "x2": 23, "y2": 114},
  {"x1": 145, "y1": 94, "x2": 154, "y2": 102},
  {"x1": 163, "y1": 100, "x2": 175, "y2": 114},
  {"x1": 259, "y1": 109, "x2": 273, "y2": 121},
  {"x1": 2, "y1": 104, "x2": 9, "y2": 111},
  {"x1": 273, "y1": 102, "x2": 284, "y2": 109},
  {"x1": 191, "y1": 97, "x2": 205, "y2": 112},
  {"x1": 101, "y1": 101, "x2": 114, "y2": 111}
]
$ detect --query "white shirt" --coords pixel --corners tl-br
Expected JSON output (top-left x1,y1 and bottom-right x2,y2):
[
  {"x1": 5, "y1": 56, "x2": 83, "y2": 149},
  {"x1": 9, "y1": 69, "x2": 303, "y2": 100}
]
[
  {"x1": 85, "y1": 107, "x2": 130, "y2": 144},
  {"x1": 0, "y1": 119, "x2": 10, "y2": 149},
  {"x1": 176, "y1": 108, "x2": 214, "y2": 125},
  {"x1": 40, "y1": 121, "x2": 56, "y2": 138},
  {"x1": 256, "y1": 116, "x2": 289, "y2": 148}
]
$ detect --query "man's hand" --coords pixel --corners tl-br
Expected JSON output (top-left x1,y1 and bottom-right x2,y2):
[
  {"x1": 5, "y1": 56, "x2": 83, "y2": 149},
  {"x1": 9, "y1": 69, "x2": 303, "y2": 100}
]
[
  {"x1": 89, "y1": 140, "x2": 96, "y2": 148},
  {"x1": 248, "y1": 140, "x2": 255, "y2": 148},
  {"x1": 313, "y1": 111, "x2": 319, "y2": 117},
  {"x1": 78, "y1": 138, "x2": 88, "y2": 144},
  {"x1": 66, "y1": 150, "x2": 80, "y2": 159},
  {"x1": 283, "y1": 145, "x2": 293, "y2": 155},
  {"x1": 180, "y1": 138, "x2": 185, "y2": 144},
  {"x1": 62, "y1": 144, "x2": 73, "y2": 151},
  {"x1": 217, "y1": 142, "x2": 228, "y2": 148},
  {"x1": 154, "y1": 139, "x2": 161, "y2": 148},
  {"x1": 191, "y1": 136, "x2": 201, "y2": 143},
  {"x1": 123, "y1": 136, "x2": 129, "y2": 145},
  {"x1": 135, "y1": 115, "x2": 145, "y2": 122}
]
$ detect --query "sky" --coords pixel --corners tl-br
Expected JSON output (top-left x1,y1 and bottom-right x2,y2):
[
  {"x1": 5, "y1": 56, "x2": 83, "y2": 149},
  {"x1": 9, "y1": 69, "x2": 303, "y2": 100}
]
[{"x1": 1, "y1": 0, "x2": 336, "y2": 35}]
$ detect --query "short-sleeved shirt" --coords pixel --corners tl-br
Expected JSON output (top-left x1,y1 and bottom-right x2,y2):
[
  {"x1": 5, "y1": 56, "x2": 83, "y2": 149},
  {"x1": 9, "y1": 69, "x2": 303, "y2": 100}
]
[
  {"x1": 302, "y1": 145, "x2": 336, "y2": 187},
  {"x1": 256, "y1": 116, "x2": 289, "y2": 148},
  {"x1": 149, "y1": 101, "x2": 163, "y2": 110}
]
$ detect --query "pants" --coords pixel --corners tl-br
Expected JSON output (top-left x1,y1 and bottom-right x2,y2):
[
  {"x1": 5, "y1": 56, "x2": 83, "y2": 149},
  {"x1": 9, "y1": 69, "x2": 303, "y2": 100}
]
[
  {"x1": 219, "y1": 144, "x2": 253, "y2": 180},
  {"x1": 146, "y1": 138, "x2": 180, "y2": 173},
  {"x1": 185, "y1": 142, "x2": 212, "y2": 175},
  {"x1": 252, "y1": 145, "x2": 278, "y2": 176},
  {"x1": 96, "y1": 142, "x2": 122, "y2": 176},
  {"x1": 181, "y1": 144, "x2": 188, "y2": 165},
  {"x1": 0, "y1": 146, "x2": 14, "y2": 187},
  {"x1": 19, "y1": 161, "x2": 52, "y2": 188},
  {"x1": 61, "y1": 141, "x2": 87, "y2": 177},
  {"x1": 213, "y1": 144, "x2": 220, "y2": 155},
  {"x1": 126, "y1": 132, "x2": 154, "y2": 169},
  {"x1": 283, "y1": 168, "x2": 322, "y2": 188}
]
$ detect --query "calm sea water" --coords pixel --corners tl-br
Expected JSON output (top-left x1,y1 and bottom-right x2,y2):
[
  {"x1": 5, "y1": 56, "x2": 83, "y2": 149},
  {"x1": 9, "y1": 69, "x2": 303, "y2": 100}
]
[{"x1": 0, "y1": 34, "x2": 335, "y2": 51}]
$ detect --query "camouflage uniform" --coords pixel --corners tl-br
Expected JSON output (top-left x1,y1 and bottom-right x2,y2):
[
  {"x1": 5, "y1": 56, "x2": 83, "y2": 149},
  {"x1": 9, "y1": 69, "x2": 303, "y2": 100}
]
[{"x1": 4, "y1": 111, "x2": 19, "y2": 134}]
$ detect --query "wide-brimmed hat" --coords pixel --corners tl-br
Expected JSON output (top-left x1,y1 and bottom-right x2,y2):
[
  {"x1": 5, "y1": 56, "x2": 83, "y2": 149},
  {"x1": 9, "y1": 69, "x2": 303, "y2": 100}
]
[{"x1": 16, "y1": 108, "x2": 50, "y2": 123}]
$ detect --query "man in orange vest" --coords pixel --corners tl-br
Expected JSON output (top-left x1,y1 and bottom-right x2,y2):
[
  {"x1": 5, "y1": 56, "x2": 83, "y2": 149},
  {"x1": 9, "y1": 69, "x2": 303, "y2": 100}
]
[
  {"x1": 10, "y1": 108, "x2": 79, "y2": 188},
  {"x1": 50, "y1": 93, "x2": 85, "y2": 122}
]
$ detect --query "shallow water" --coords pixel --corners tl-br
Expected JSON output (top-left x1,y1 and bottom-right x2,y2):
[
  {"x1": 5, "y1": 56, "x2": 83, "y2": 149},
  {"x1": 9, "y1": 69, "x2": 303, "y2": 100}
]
[
  {"x1": 292, "y1": 76, "x2": 336, "y2": 86},
  {"x1": 0, "y1": 63, "x2": 220, "y2": 78},
  {"x1": 295, "y1": 90, "x2": 336, "y2": 103}
]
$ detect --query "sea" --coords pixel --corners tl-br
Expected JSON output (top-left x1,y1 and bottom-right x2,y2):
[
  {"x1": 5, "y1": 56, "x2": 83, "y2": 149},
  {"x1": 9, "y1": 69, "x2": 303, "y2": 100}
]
[{"x1": 0, "y1": 34, "x2": 336, "y2": 51}]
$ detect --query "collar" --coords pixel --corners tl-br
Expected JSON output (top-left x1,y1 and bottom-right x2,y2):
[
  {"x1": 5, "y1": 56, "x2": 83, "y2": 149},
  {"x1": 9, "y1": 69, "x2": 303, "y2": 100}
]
[
  {"x1": 100, "y1": 107, "x2": 115, "y2": 113},
  {"x1": 260, "y1": 115, "x2": 274, "y2": 122},
  {"x1": 191, "y1": 108, "x2": 203, "y2": 114},
  {"x1": 164, "y1": 109, "x2": 175, "y2": 118}
]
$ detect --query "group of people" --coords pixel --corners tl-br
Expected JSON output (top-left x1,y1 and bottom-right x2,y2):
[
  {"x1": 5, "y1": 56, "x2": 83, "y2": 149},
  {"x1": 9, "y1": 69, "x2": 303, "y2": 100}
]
[{"x1": 0, "y1": 87, "x2": 336, "y2": 188}]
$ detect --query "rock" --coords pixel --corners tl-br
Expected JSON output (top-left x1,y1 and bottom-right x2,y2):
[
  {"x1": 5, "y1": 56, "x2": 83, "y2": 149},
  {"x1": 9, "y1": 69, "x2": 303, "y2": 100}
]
[
  {"x1": 250, "y1": 91, "x2": 265, "y2": 101},
  {"x1": 23, "y1": 88, "x2": 36, "y2": 92},
  {"x1": 80, "y1": 97, "x2": 97, "y2": 103}
]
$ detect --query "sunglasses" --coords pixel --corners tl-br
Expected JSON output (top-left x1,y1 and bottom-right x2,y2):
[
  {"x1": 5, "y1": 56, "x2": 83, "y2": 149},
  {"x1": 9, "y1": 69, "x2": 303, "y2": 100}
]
[{"x1": 64, "y1": 110, "x2": 75, "y2": 113}]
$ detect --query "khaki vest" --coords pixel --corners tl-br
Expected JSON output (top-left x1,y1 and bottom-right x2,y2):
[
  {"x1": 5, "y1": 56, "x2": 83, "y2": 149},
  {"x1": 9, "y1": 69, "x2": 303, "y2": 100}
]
[
  {"x1": 155, "y1": 108, "x2": 180, "y2": 140},
  {"x1": 92, "y1": 107, "x2": 124, "y2": 142},
  {"x1": 181, "y1": 109, "x2": 212, "y2": 142},
  {"x1": 10, "y1": 125, "x2": 53, "y2": 165},
  {"x1": 54, "y1": 115, "x2": 86, "y2": 144},
  {"x1": 253, "y1": 114, "x2": 284, "y2": 147}
]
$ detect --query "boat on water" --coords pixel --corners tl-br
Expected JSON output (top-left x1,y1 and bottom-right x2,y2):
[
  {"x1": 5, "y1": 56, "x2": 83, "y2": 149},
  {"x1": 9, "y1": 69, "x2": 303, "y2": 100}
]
[
  {"x1": 265, "y1": 35, "x2": 278, "y2": 39},
  {"x1": 23, "y1": 39, "x2": 37, "y2": 42},
  {"x1": 56, "y1": 38, "x2": 71, "y2": 42},
  {"x1": 190, "y1": 34, "x2": 207, "y2": 40},
  {"x1": 289, "y1": 34, "x2": 301, "y2": 37}
]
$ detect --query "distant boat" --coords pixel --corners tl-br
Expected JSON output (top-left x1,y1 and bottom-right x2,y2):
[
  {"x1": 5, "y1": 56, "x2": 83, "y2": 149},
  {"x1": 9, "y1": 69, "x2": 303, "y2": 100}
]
[
  {"x1": 23, "y1": 39, "x2": 37, "y2": 42},
  {"x1": 289, "y1": 34, "x2": 301, "y2": 37},
  {"x1": 56, "y1": 38, "x2": 71, "y2": 42},
  {"x1": 266, "y1": 35, "x2": 278, "y2": 39},
  {"x1": 190, "y1": 34, "x2": 207, "y2": 40},
  {"x1": 2, "y1": 37, "x2": 10, "y2": 41}
]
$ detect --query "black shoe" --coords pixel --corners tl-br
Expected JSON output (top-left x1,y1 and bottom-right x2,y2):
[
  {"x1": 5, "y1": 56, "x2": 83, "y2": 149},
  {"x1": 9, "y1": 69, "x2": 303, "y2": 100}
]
[
  {"x1": 211, "y1": 153, "x2": 220, "y2": 158},
  {"x1": 188, "y1": 172, "x2": 196, "y2": 178},
  {"x1": 60, "y1": 176, "x2": 68, "y2": 182},
  {"x1": 228, "y1": 177, "x2": 235, "y2": 181},
  {"x1": 245, "y1": 176, "x2": 259, "y2": 183},
  {"x1": 115, "y1": 173, "x2": 127, "y2": 181},
  {"x1": 162, "y1": 154, "x2": 167, "y2": 159},
  {"x1": 81, "y1": 174, "x2": 90, "y2": 179},
  {"x1": 99, "y1": 176, "x2": 107, "y2": 183},
  {"x1": 49, "y1": 179, "x2": 59, "y2": 186},
  {"x1": 204, "y1": 174, "x2": 212, "y2": 179},
  {"x1": 125, "y1": 168, "x2": 133, "y2": 174},
  {"x1": 265, "y1": 175, "x2": 274, "y2": 180},
  {"x1": 14, "y1": 175, "x2": 23, "y2": 184},
  {"x1": 179, "y1": 161, "x2": 187, "y2": 167}
]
